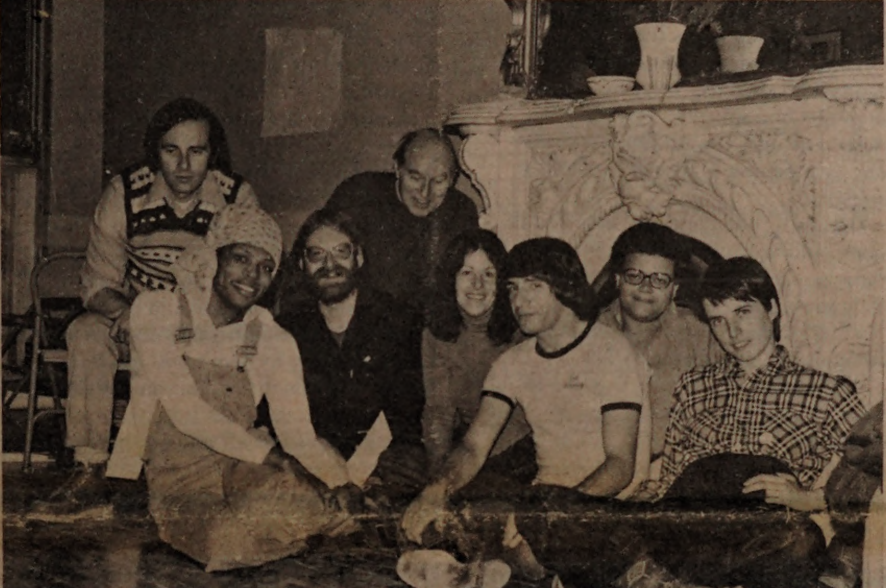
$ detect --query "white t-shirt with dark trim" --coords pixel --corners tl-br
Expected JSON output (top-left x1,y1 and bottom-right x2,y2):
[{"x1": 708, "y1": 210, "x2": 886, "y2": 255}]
[{"x1": 482, "y1": 321, "x2": 648, "y2": 489}]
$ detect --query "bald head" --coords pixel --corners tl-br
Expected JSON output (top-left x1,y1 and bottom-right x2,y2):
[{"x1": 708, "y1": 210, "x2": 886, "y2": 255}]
[
  {"x1": 394, "y1": 129, "x2": 458, "y2": 178},
  {"x1": 393, "y1": 129, "x2": 459, "y2": 217}
]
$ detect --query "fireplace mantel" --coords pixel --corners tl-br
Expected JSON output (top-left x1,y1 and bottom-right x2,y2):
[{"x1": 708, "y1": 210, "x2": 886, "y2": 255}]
[
  {"x1": 448, "y1": 65, "x2": 884, "y2": 407},
  {"x1": 448, "y1": 65, "x2": 883, "y2": 128}
]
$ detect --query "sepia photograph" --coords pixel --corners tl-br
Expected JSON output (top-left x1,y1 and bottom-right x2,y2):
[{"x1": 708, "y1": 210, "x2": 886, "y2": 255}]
[{"x1": 1, "y1": 1, "x2": 884, "y2": 587}]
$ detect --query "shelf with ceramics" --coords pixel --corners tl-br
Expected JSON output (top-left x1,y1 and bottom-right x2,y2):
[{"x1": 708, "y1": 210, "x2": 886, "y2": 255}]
[
  {"x1": 447, "y1": 64, "x2": 883, "y2": 128},
  {"x1": 524, "y1": 1, "x2": 882, "y2": 101}
]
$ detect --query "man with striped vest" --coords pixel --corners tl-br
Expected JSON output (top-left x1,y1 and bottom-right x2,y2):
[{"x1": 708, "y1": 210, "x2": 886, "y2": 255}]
[{"x1": 32, "y1": 97, "x2": 258, "y2": 521}]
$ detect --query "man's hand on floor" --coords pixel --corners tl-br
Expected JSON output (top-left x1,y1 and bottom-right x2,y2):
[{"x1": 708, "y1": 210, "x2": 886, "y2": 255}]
[
  {"x1": 332, "y1": 483, "x2": 365, "y2": 514},
  {"x1": 742, "y1": 472, "x2": 826, "y2": 511},
  {"x1": 401, "y1": 484, "x2": 448, "y2": 544}
]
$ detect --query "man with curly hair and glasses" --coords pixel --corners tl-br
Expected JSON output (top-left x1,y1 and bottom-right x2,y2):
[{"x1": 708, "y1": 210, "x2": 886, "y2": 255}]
[{"x1": 598, "y1": 223, "x2": 721, "y2": 474}]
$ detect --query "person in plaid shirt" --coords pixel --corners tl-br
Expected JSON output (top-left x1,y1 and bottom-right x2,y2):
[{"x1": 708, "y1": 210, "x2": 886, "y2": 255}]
[
  {"x1": 655, "y1": 257, "x2": 865, "y2": 504},
  {"x1": 621, "y1": 256, "x2": 866, "y2": 588}
]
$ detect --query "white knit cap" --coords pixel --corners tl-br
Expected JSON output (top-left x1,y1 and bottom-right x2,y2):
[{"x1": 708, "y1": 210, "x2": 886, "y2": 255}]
[
  {"x1": 205, "y1": 203, "x2": 283, "y2": 270},
  {"x1": 171, "y1": 203, "x2": 283, "y2": 295}
]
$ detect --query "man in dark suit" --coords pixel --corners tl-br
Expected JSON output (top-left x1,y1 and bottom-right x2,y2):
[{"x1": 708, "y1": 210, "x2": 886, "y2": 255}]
[{"x1": 323, "y1": 128, "x2": 478, "y2": 315}]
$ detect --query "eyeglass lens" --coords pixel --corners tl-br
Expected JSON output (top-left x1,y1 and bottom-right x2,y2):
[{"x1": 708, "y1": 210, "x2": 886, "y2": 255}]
[
  {"x1": 623, "y1": 269, "x2": 672, "y2": 289},
  {"x1": 305, "y1": 244, "x2": 353, "y2": 264}
]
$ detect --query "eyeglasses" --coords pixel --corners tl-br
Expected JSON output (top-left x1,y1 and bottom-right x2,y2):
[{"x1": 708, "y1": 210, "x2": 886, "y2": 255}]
[
  {"x1": 304, "y1": 243, "x2": 354, "y2": 264},
  {"x1": 621, "y1": 268, "x2": 673, "y2": 289}
]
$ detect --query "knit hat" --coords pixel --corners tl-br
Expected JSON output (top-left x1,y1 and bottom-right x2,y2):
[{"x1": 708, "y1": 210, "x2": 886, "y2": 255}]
[
  {"x1": 206, "y1": 203, "x2": 283, "y2": 270},
  {"x1": 171, "y1": 203, "x2": 283, "y2": 296}
]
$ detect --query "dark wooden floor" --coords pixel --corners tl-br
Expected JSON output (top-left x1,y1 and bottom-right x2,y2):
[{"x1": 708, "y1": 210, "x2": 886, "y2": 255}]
[
  {"x1": 2, "y1": 462, "x2": 412, "y2": 588},
  {"x1": 3, "y1": 463, "x2": 550, "y2": 588},
  {"x1": 0, "y1": 405, "x2": 548, "y2": 588}
]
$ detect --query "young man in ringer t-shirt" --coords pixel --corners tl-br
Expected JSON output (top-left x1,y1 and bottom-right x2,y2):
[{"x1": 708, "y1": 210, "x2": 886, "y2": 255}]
[
  {"x1": 402, "y1": 238, "x2": 649, "y2": 579},
  {"x1": 480, "y1": 256, "x2": 647, "y2": 493}
]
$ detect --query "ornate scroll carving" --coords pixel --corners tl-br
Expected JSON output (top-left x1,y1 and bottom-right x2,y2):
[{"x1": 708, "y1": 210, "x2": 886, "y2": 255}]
[
  {"x1": 611, "y1": 111, "x2": 708, "y2": 222},
  {"x1": 526, "y1": 142, "x2": 614, "y2": 241},
  {"x1": 458, "y1": 133, "x2": 497, "y2": 218},
  {"x1": 520, "y1": 110, "x2": 820, "y2": 364},
  {"x1": 459, "y1": 131, "x2": 533, "y2": 248},
  {"x1": 708, "y1": 130, "x2": 817, "y2": 249}
]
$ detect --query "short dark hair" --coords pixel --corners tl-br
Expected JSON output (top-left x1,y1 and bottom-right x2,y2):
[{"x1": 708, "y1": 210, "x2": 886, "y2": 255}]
[
  {"x1": 292, "y1": 208, "x2": 363, "y2": 262},
  {"x1": 505, "y1": 237, "x2": 597, "y2": 322},
  {"x1": 608, "y1": 223, "x2": 691, "y2": 281},
  {"x1": 393, "y1": 128, "x2": 459, "y2": 177},
  {"x1": 142, "y1": 97, "x2": 233, "y2": 174},
  {"x1": 427, "y1": 229, "x2": 517, "y2": 345},
  {"x1": 700, "y1": 256, "x2": 781, "y2": 341}
]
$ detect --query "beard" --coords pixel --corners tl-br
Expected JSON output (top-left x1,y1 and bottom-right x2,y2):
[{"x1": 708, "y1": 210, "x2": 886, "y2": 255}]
[{"x1": 309, "y1": 263, "x2": 359, "y2": 304}]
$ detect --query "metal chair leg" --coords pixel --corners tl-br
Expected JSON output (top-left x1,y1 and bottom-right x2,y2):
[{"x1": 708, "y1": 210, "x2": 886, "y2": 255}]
[
  {"x1": 23, "y1": 252, "x2": 88, "y2": 471},
  {"x1": 23, "y1": 313, "x2": 43, "y2": 472}
]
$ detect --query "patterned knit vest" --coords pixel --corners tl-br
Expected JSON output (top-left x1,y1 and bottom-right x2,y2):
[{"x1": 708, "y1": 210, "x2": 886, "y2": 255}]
[{"x1": 121, "y1": 162, "x2": 243, "y2": 294}]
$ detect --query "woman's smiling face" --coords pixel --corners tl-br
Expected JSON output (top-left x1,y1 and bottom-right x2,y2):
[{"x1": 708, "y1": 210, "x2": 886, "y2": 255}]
[{"x1": 455, "y1": 249, "x2": 497, "y2": 318}]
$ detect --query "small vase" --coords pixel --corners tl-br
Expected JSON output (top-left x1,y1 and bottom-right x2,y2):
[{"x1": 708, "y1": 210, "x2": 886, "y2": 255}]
[
  {"x1": 634, "y1": 22, "x2": 686, "y2": 91},
  {"x1": 716, "y1": 35, "x2": 764, "y2": 73}
]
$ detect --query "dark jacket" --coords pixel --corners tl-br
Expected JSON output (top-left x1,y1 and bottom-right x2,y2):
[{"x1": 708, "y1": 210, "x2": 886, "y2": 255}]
[
  {"x1": 324, "y1": 171, "x2": 479, "y2": 314},
  {"x1": 276, "y1": 287, "x2": 425, "y2": 458}
]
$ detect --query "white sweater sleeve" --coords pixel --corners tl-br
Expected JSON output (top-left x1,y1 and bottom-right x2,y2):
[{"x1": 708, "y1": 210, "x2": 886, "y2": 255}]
[{"x1": 249, "y1": 324, "x2": 351, "y2": 488}]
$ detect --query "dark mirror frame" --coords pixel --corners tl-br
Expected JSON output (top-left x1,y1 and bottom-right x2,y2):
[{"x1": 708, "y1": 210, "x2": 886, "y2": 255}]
[
  {"x1": 501, "y1": 0, "x2": 552, "y2": 98},
  {"x1": 512, "y1": 0, "x2": 883, "y2": 100}
]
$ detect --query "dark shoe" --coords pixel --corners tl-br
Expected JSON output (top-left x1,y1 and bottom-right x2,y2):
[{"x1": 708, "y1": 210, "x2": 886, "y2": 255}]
[
  {"x1": 29, "y1": 463, "x2": 113, "y2": 523},
  {"x1": 819, "y1": 543, "x2": 863, "y2": 588},
  {"x1": 612, "y1": 555, "x2": 706, "y2": 588}
]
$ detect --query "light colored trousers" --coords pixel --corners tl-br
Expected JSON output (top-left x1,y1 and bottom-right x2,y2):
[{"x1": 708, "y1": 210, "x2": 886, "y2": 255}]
[{"x1": 65, "y1": 312, "x2": 128, "y2": 464}]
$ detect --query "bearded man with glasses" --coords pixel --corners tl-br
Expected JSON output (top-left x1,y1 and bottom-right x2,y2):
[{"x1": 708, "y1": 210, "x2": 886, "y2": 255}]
[
  {"x1": 598, "y1": 223, "x2": 722, "y2": 477},
  {"x1": 274, "y1": 208, "x2": 427, "y2": 510}
]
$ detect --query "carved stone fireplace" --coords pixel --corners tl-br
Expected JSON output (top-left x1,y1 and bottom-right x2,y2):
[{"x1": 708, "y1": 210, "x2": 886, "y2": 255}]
[{"x1": 449, "y1": 65, "x2": 884, "y2": 407}]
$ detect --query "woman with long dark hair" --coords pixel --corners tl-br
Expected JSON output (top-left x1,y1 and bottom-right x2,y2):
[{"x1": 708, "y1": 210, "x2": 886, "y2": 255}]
[{"x1": 422, "y1": 229, "x2": 533, "y2": 484}]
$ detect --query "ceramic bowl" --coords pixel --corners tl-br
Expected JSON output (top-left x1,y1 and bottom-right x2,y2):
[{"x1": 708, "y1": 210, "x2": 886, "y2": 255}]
[{"x1": 586, "y1": 76, "x2": 636, "y2": 96}]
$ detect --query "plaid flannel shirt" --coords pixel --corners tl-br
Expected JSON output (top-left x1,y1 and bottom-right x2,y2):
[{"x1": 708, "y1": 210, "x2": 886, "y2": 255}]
[{"x1": 657, "y1": 345, "x2": 865, "y2": 497}]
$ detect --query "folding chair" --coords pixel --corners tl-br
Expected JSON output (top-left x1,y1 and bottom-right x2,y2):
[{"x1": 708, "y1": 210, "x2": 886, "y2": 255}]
[
  {"x1": 22, "y1": 252, "x2": 130, "y2": 471},
  {"x1": 2, "y1": 311, "x2": 33, "y2": 408}
]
